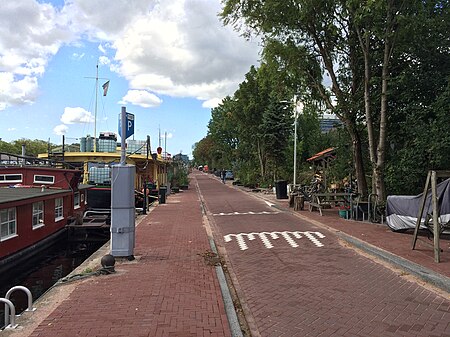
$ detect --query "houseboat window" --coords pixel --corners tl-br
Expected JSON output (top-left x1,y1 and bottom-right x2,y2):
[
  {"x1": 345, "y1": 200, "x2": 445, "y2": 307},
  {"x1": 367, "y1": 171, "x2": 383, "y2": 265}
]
[
  {"x1": 32, "y1": 201, "x2": 44, "y2": 229},
  {"x1": 74, "y1": 192, "x2": 80, "y2": 209},
  {"x1": 55, "y1": 198, "x2": 64, "y2": 221},
  {"x1": 1, "y1": 208, "x2": 17, "y2": 240},
  {"x1": 34, "y1": 175, "x2": 55, "y2": 184},
  {"x1": 0, "y1": 174, "x2": 23, "y2": 183}
]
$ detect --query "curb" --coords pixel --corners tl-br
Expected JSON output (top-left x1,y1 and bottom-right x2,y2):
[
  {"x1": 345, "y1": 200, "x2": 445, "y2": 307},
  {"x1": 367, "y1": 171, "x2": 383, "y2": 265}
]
[
  {"x1": 338, "y1": 233, "x2": 450, "y2": 294},
  {"x1": 194, "y1": 178, "x2": 244, "y2": 337}
]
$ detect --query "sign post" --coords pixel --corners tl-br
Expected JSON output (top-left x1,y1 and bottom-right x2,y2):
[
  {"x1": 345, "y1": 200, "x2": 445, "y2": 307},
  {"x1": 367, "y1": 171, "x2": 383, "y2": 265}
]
[
  {"x1": 118, "y1": 109, "x2": 134, "y2": 165},
  {"x1": 111, "y1": 106, "x2": 136, "y2": 259}
]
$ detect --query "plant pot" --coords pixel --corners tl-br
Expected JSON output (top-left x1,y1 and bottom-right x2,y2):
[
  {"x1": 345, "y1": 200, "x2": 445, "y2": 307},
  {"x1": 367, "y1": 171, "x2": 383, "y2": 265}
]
[{"x1": 338, "y1": 210, "x2": 349, "y2": 219}]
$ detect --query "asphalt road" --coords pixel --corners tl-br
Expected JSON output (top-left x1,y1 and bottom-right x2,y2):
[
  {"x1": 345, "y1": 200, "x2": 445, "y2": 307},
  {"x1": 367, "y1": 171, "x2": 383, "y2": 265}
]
[{"x1": 194, "y1": 172, "x2": 450, "y2": 337}]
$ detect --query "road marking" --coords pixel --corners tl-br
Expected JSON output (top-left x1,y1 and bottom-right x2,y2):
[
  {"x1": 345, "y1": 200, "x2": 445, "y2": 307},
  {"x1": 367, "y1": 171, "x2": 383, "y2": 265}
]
[
  {"x1": 223, "y1": 231, "x2": 326, "y2": 250},
  {"x1": 213, "y1": 211, "x2": 279, "y2": 216},
  {"x1": 264, "y1": 200, "x2": 275, "y2": 207}
]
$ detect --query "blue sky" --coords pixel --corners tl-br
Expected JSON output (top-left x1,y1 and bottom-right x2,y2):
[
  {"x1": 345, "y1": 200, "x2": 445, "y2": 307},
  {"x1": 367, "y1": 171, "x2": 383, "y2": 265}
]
[{"x1": 0, "y1": 0, "x2": 261, "y2": 158}]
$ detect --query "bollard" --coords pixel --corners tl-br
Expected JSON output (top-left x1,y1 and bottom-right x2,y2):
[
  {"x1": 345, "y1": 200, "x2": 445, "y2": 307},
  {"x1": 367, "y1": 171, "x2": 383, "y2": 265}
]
[
  {"x1": 0, "y1": 298, "x2": 17, "y2": 329},
  {"x1": 4, "y1": 286, "x2": 36, "y2": 326}
]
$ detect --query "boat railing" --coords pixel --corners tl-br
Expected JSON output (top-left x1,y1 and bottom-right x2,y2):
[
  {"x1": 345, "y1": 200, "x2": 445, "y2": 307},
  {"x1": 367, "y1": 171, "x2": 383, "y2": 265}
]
[{"x1": 0, "y1": 152, "x2": 76, "y2": 169}]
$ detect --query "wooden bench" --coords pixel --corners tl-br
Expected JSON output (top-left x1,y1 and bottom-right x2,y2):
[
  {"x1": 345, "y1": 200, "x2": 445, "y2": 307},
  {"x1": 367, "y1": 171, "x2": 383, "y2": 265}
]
[{"x1": 309, "y1": 192, "x2": 354, "y2": 216}]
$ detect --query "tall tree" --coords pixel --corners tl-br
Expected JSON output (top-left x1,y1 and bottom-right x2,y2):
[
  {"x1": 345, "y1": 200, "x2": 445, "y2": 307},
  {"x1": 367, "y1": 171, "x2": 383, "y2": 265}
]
[
  {"x1": 222, "y1": 0, "x2": 370, "y2": 197},
  {"x1": 208, "y1": 96, "x2": 239, "y2": 169}
]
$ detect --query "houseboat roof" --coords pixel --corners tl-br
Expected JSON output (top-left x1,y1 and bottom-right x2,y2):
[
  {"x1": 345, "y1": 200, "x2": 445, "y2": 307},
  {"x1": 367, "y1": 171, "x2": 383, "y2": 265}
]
[{"x1": 0, "y1": 187, "x2": 70, "y2": 204}]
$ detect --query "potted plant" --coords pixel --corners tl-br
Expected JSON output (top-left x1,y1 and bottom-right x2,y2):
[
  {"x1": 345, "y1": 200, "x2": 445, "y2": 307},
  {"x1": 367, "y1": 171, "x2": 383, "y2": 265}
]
[{"x1": 338, "y1": 205, "x2": 350, "y2": 219}]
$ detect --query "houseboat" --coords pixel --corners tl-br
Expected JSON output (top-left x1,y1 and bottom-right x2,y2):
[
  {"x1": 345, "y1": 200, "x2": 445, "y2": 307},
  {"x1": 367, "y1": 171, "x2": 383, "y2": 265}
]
[
  {"x1": 0, "y1": 156, "x2": 92, "y2": 274},
  {"x1": 38, "y1": 133, "x2": 170, "y2": 210}
]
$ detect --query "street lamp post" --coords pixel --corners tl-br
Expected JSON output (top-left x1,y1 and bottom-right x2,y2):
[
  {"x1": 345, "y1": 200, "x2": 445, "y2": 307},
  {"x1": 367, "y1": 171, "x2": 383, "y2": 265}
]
[
  {"x1": 293, "y1": 95, "x2": 303, "y2": 189},
  {"x1": 293, "y1": 97, "x2": 298, "y2": 188}
]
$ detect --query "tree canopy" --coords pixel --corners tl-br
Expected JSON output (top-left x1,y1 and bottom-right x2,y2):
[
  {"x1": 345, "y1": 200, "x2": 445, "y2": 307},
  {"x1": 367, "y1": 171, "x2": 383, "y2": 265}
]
[{"x1": 193, "y1": 0, "x2": 449, "y2": 198}]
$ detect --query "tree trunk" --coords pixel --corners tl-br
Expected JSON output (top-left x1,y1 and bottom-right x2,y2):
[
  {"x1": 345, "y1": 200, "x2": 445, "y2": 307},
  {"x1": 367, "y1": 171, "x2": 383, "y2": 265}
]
[
  {"x1": 350, "y1": 126, "x2": 368, "y2": 198},
  {"x1": 375, "y1": 42, "x2": 390, "y2": 201},
  {"x1": 256, "y1": 139, "x2": 265, "y2": 179},
  {"x1": 375, "y1": 0, "x2": 397, "y2": 202},
  {"x1": 360, "y1": 35, "x2": 377, "y2": 194}
]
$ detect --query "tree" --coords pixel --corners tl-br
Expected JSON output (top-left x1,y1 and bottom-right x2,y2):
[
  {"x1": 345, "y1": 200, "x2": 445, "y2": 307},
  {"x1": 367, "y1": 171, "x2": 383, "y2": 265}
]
[
  {"x1": 192, "y1": 136, "x2": 216, "y2": 168},
  {"x1": 222, "y1": 0, "x2": 370, "y2": 197},
  {"x1": 221, "y1": 0, "x2": 450, "y2": 200},
  {"x1": 0, "y1": 138, "x2": 50, "y2": 157},
  {"x1": 260, "y1": 99, "x2": 293, "y2": 181},
  {"x1": 208, "y1": 96, "x2": 239, "y2": 169},
  {"x1": 384, "y1": 1, "x2": 450, "y2": 194}
]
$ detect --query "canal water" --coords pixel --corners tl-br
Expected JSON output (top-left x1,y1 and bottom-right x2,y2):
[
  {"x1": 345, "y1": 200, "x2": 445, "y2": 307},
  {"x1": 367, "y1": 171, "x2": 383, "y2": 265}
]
[{"x1": 0, "y1": 238, "x2": 107, "y2": 328}]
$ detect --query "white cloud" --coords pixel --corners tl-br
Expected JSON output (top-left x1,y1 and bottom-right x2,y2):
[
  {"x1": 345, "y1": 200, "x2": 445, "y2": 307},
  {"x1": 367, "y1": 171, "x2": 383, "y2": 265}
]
[
  {"x1": 53, "y1": 124, "x2": 68, "y2": 135},
  {"x1": 202, "y1": 98, "x2": 222, "y2": 109},
  {"x1": 0, "y1": 1, "x2": 74, "y2": 108},
  {"x1": 61, "y1": 107, "x2": 94, "y2": 124},
  {"x1": 7, "y1": 127, "x2": 16, "y2": 131},
  {"x1": 0, "y1": 0, "x2": 260, "y2": 110},
  {"x1": 98, "y1": 56, "x2": 110, "y2": 65},
  {"x1": 119, "y1": 90, "x2": 162, "y2": 108},
  {"x1": 0, "y1": 72, "x2": 39, "y2": 109},
  {"x1": 98, "y1": 44, "x2": 106, "y2": 54},
  {"x1": 103, "y1": 0, "x2": 260, "y2": 100},
  {"x1": 72, "y1": 52, "x2": 85, "y2": 60}
]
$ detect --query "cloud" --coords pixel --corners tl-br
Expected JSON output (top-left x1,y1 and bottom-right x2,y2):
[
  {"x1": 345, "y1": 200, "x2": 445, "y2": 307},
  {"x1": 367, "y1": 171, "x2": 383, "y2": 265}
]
[
  {"x1": 53, "y1": 124, "x2": 68, "y2": 135},
  {"x1": 119, "y1": 90, "x2": 162, "y2": 108},
  {"x1": 98, "y1": 56, "x2": 110, "y2": 65},
  {"x1": 202, "y1": 98, "x2": 222, "y2": 109},
  {"x1": 109, "y1": 0, "x2": 260, "y2": 100},
  {"x1": 7, "y1": 127, "x2": 16, "y2": 131},
  {"x1": 60, "y1": 107, "x2": 94, "y2": 124},
  {"x1": 0, "y1": 73, "x2": 39, "y2": 109},
  {"x1": 0, "y1": 0, "x2": 260, "y2": 110},
  {"x1": 98, "y1": 44, "x2": 106, "y2": 54},
  {"x1": 72, "y1": 52, "x2": 85, "y2": 60},
  {"x1": 0, "y1": 1, "x2": 74, "y2": 107}
]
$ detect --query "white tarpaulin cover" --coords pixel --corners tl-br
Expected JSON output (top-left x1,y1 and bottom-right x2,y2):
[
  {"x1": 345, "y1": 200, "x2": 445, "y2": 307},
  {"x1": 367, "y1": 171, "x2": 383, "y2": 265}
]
[{"x1": 386, "y1": 178, "x2": 450, "y2": 231}]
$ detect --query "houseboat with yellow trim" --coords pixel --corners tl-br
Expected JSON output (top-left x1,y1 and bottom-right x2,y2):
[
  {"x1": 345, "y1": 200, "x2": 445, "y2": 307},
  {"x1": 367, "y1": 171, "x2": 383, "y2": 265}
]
[{"x1": 37, "y1": 133, "x2": 170, "y2": 210}]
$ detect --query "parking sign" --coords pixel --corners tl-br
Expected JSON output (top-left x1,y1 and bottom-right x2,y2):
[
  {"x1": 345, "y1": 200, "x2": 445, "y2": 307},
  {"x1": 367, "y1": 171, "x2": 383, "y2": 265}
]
[{"x1": 118, "y1": 112, "x2": 135, "y2": 139}]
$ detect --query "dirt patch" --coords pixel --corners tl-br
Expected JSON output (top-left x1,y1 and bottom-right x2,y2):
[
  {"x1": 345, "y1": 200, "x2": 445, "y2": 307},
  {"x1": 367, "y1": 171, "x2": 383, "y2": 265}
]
[{"x1": 198, "y1": 250, "x2": 222, "y2": 266}]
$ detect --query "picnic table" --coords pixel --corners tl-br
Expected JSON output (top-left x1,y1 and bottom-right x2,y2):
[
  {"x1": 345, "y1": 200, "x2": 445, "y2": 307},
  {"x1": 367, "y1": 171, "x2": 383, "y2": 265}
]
[{"x1": 308, "y1": 192, "x2": 355, "y2": 216}]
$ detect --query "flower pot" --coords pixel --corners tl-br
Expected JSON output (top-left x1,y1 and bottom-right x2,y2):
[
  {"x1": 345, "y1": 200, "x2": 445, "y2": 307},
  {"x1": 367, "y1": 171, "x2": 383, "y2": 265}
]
[{"x1": 338, "y1": 210, "x2": 349, "y2": 219}]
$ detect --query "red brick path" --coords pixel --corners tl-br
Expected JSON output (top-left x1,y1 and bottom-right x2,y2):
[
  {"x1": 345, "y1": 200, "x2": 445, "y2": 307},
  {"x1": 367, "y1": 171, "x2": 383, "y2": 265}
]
[
  {"x1": 195, "y1": 172, "x2": 450, "y2": 337},
  {"x1": 23, "y1": 186, "x2": 232, "y2": 337}
]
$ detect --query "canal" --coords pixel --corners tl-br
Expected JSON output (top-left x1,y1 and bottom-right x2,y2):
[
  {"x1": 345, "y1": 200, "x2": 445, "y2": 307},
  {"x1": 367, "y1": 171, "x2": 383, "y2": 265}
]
[{"x1": 0, "y1": 237, "x2": 107, "y2": 328}]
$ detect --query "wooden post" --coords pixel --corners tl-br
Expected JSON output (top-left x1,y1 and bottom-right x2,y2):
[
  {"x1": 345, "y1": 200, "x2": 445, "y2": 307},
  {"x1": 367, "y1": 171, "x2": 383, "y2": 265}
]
[
  {"x1": 411, "y1": 171, "x2": 431, "y2": 249},
  {"x1": 431, "y1": 171, "x2": 440, "y2": 263}
]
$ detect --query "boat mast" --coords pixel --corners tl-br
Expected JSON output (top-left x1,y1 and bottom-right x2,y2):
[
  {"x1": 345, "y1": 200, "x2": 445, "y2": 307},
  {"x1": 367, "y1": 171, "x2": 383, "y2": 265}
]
[
  {"x1": 85, "y1": 63, "x2": 108, "y2": 153},
  {"x1": 94, "y1": 63, "x2": 99, "y2": 152}
]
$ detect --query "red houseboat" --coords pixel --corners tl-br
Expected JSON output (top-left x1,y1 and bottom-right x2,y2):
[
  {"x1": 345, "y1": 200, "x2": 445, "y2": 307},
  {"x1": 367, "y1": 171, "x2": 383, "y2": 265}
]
[{"x1": 0, "y1": 158, "x2": 92, "y2": 274}]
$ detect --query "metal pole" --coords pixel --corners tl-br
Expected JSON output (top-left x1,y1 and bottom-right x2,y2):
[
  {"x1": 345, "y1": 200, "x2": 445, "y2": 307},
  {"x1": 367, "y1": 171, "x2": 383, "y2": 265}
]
[
  {"x1": 293, "y1": 95, "x2": 298, "y2": 188},
  {"x1": 294, "y1": 113, "x2": 297, "y2": 187},
  {"x1": 94, "y1": 64, "x2": 98, "y2": 152},
  {"x1": 120, "y1": 106, "x2": 126, "y2": 165},
  {"x1": 164, "y1": 131, "x2": 167, "y2": 159}
]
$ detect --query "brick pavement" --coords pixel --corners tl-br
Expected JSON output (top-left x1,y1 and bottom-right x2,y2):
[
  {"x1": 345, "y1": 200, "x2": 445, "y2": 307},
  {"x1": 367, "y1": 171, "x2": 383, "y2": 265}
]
[
  {"x1": 6, "y1": 185, "x2": 232, "y2": 337},
  {"x1": 195, "y1": 173, "x2": 450, "y2": 337},
  {"x1": 253, "y1": 189, "x2": 450, "y2": 280},
  {"x1": 5, "y1": 172, "x2": 450, "y2": 337}
]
